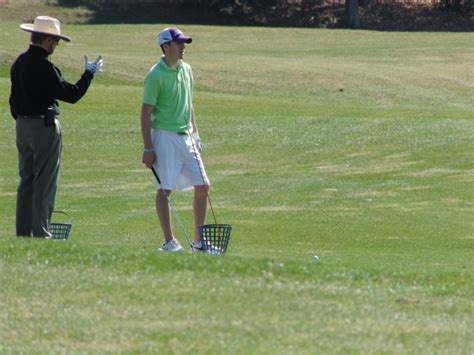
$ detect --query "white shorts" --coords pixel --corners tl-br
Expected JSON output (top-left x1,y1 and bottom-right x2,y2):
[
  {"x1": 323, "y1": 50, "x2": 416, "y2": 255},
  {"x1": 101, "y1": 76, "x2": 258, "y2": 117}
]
[{"x1": 152, "y1": 129, "x2": 210, "y2": 192}]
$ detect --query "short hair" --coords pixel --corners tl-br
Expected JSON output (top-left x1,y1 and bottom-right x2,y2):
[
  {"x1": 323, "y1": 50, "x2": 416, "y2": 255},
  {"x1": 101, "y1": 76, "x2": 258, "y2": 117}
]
[
  {"x1": 31, "y1": 32, "x2": 49, "y2": 45},
  {"x1": 160, "y1": 42, "x2": 170, "y2": 54},
  {"x1": 160, "y1": 41, "x2": 176, "y2": 54}
]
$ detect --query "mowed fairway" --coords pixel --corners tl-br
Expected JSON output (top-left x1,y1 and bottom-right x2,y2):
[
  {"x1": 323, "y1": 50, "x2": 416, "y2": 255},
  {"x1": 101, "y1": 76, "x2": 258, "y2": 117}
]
[{"x1": 0, "y1": 19, "x2": 473, "y2": 353}]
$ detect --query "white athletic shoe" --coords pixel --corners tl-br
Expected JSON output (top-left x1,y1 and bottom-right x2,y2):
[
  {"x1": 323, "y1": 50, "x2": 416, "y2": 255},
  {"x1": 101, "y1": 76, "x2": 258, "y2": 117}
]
[
  {"x1": 191, "y1": 240, "x2": 204, "y2": 252},
  {"x1": 159, "y1": 239, "x2": 184, "y2": 252}
]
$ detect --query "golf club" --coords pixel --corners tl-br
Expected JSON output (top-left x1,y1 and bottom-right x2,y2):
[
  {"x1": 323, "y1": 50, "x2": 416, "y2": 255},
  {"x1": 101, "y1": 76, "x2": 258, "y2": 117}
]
[
  {"x1": 188, "y1": 130, "x2": 218, "y2": 226},
  {"x1": 150, "y1": 166, "x2": 193, "y2": 251},
  {"x1": 188, "y1": 131, "x2": 233, "y2": 254}
]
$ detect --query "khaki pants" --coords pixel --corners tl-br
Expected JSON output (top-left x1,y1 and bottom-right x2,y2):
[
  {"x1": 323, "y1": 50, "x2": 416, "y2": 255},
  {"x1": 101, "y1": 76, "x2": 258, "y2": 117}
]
[{"x1": 15, "y1": 118, "x2": 62, "y2": 237}]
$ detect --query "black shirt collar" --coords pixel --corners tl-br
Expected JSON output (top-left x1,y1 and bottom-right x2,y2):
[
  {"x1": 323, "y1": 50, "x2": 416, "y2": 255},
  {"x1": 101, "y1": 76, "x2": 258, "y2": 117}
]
[{"x1": 28, "y1": 44, "x2": 49, "y2": 58}]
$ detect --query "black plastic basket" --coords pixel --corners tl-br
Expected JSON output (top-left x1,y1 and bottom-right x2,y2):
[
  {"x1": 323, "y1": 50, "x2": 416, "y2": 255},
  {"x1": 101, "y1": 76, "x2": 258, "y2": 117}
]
[
  {"x1": 50, "y1": 211, "x2": 72, "y2": 240},
  {"x1": 198, "y1": 224, "x2": 232, "y2": 254}
]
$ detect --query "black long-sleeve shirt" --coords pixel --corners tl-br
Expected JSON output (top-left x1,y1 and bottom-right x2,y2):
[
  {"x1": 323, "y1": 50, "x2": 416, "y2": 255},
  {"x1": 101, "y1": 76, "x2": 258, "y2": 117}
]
[{"x1": 9, "y1": 44, "x2": 93, "y2": 119}]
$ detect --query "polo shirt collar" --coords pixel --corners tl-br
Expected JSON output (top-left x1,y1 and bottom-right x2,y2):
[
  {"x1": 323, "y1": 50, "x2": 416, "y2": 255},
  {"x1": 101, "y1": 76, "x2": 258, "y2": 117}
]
[{"x1": 159, "y1": 56, "x2": 182, "y2": 71}]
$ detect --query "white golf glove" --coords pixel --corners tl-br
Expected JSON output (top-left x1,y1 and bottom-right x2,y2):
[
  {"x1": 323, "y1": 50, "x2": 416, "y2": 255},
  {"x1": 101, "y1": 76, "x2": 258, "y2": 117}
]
[
  {"x1": 191, "y1": 132, "x2": 203, "y2": 153},
  {"x1": 84, "y1": 54, "x2": 103, "y2": 74}
]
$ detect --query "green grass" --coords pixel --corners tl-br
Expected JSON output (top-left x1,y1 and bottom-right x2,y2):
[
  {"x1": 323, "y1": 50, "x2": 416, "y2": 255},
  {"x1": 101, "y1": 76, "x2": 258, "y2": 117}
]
[{"x1": 0, "y1": 14, "x2": 473, "y2": 354}]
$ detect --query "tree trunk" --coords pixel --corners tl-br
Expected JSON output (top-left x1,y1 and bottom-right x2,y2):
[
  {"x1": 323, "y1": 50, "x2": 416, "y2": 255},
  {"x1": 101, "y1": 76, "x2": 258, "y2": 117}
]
[{"x1": 345, "y1": 0, "x2": 360, "y2": 29}]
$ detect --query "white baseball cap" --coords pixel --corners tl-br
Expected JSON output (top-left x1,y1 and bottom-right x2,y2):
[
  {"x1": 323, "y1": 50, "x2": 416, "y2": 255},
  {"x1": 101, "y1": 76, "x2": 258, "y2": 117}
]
[
  {"x1": 158, "y1": 27, "x2": 192, "y2": 46},
  {"x1": 20, "y1": 16, "x2": 71, "y2": 42}
]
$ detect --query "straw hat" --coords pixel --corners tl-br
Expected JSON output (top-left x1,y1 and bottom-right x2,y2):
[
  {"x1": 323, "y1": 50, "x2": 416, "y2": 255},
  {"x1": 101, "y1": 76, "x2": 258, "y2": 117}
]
[{"x1": 20, "y1": 16, "x2": 71, "y2": 42}]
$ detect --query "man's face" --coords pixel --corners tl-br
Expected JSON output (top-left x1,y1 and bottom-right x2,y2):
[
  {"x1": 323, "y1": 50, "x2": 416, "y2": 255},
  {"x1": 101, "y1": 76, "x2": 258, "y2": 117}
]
[
  {"x1": 46, "y1": 36, "x2": 60, "y2": 54},
  {"x1": 164, "y1": 41, "x2": 186, "y2": 61}
]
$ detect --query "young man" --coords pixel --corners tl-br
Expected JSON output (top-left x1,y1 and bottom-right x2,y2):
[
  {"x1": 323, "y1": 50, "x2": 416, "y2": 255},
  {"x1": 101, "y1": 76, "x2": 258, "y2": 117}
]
[
  {"x1": 141, "y1": 27, "x2": 210, "y2": 252},
  {"x1": 9, "y1": 16, "x2": 103, "y2": 238}
]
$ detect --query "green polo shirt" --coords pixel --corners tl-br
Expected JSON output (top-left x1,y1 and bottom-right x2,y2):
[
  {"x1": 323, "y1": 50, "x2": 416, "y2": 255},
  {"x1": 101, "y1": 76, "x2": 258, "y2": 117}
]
[{"x1": 143, "y1": 56, "x2": 193, "y2": 131}]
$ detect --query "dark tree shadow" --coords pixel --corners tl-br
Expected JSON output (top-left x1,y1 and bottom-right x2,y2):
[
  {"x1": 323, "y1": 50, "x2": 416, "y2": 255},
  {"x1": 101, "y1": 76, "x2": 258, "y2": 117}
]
[
  {"x1": 55, "y1": 0, "x2": 231, "y2": 25},
  {"x1": 55, "y1": 0, "x2": 473, "y2": 32},
  {"x1": 359, "y1": 3, "x2": 473, "y2": 31}
]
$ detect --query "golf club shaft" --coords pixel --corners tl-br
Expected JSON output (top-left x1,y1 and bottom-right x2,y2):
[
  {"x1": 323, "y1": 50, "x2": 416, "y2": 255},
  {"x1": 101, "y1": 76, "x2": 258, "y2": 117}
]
[
  {"x1": 188, "y1": 131, "x2": 218, "y2": 226},
  {"x1": 150, "y1": 166, "x2": 193, "y2": 250}
]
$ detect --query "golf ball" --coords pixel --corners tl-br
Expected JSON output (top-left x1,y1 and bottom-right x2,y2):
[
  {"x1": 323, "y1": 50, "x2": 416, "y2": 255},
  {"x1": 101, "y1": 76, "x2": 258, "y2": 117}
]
[{"x1": 312, "y1": 255, "x2": 319, "y2": 262}]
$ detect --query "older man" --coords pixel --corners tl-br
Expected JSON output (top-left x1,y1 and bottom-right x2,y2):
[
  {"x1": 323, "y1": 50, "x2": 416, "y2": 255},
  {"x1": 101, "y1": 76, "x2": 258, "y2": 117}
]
[{"x1": 9, "y1": 16, "x2": 103, "y2": 238}]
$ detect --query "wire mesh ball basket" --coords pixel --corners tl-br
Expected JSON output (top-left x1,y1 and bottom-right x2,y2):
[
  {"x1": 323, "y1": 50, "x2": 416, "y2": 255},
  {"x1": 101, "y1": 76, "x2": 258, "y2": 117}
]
[
  {"x1": 50, "y1": 211, "x2": 72, "y2": 240},
  {"x1": 198, "y1": 224, "x2": 232, "y2": 254}
]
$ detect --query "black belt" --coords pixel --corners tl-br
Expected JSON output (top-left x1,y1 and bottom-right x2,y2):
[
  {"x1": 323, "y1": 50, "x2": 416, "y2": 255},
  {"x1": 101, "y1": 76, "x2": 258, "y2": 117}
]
[
  {"x1": 17, "y1": 114, "x2": 46, "y2": 120},
  {"x1": 177, "y1": 131, "x2": 188, "y2": 135}
]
